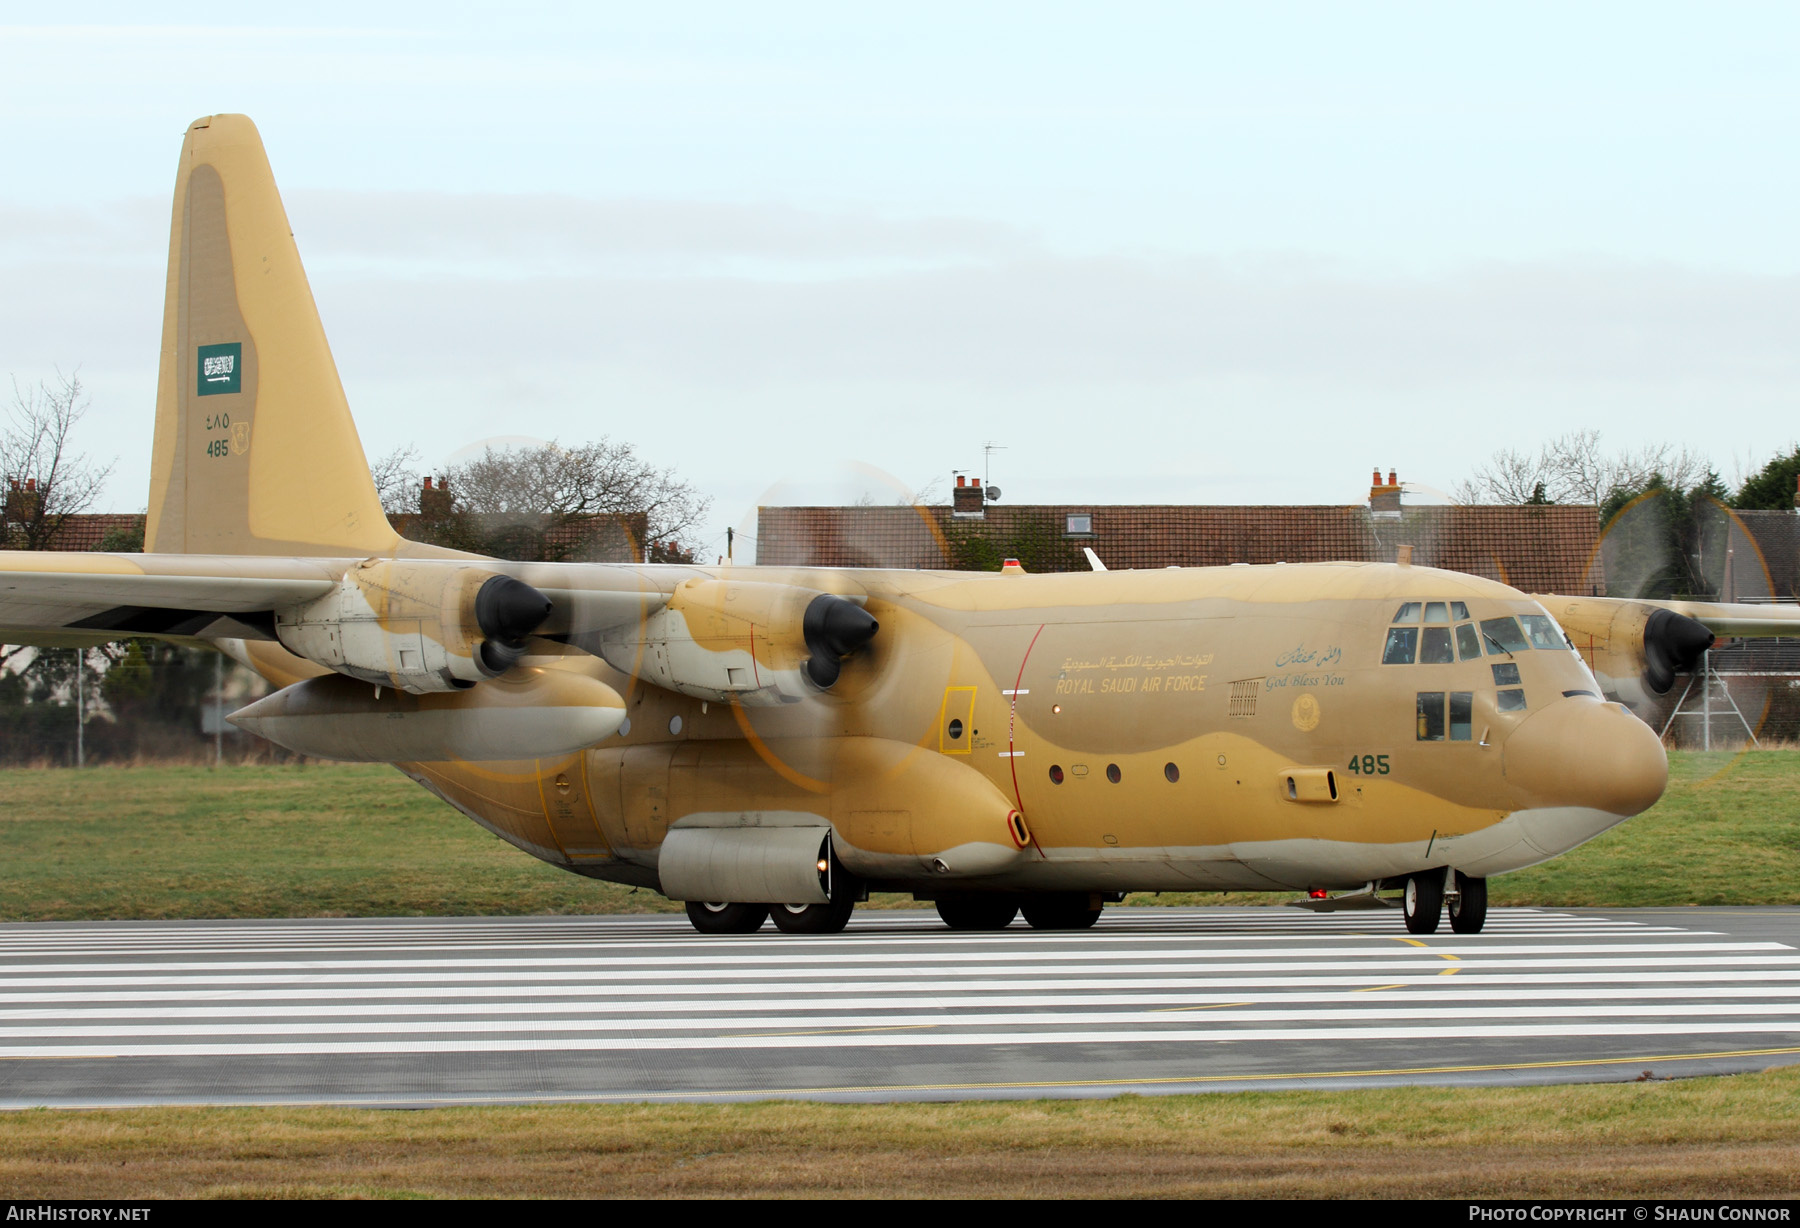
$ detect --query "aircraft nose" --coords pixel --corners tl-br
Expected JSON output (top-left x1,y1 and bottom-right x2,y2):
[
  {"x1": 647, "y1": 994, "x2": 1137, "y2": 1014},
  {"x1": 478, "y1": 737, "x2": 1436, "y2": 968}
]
[{"x1": 1502, "y1": 696, "x2": 1668, "y2": 816}]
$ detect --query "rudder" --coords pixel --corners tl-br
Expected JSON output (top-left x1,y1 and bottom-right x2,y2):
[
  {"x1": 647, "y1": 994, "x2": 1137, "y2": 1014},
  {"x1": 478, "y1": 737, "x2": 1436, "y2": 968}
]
[{"x1": 146, "y1": 114, "x2": 399, "y2": 557}]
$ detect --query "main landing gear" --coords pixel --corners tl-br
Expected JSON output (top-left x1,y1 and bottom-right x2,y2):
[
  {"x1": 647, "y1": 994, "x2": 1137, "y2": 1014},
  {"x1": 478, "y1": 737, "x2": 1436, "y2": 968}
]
[
  {"x1": 683, "y1": 895, "x2": 858, "y2": 935},
  {"x1": 1400, "y1": 870, "x2": 1487, "y2": 935},
  {"x1": 936, "y1": 892, "x2": 1106, "y2": 931}
]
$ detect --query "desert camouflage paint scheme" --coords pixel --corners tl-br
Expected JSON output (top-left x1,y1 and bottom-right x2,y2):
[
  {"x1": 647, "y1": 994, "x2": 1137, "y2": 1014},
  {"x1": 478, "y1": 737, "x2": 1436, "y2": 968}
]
[{"x1": 2, "y1": 116, "x2": 1790, "y2": 935}]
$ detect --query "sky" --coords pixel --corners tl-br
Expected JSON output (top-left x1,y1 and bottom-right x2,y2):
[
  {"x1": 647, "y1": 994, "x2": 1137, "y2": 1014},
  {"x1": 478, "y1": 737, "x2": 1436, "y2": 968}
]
[{"x1": 2, "y1": 3, "x2": 1798, "y2": 562}]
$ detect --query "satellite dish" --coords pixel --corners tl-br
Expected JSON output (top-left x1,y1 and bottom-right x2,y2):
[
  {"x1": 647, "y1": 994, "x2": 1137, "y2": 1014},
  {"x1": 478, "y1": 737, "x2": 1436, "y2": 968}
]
[{"x1": 985, "y1": 486, "x2": 1001, "y2": 502}]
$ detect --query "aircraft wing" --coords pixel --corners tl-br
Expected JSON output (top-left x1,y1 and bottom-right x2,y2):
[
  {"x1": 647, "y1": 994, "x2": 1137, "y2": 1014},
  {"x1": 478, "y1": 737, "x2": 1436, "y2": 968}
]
[
  {"x1": 1635, "y1": 598, "x2": 1800, "y2": 639},
  {"x1": 0, "y1": 551, "x2": 670, "y2": 649}
]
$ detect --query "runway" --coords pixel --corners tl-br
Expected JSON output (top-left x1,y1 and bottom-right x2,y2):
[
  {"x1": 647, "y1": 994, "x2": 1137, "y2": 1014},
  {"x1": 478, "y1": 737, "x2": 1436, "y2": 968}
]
[{"x1": 0, "y1": 906, "x2": 1797, "y2": 1107}]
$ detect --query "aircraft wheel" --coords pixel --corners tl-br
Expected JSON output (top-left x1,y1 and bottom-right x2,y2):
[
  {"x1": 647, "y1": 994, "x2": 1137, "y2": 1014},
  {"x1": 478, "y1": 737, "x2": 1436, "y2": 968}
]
[
  {"x1": 1020, "y1": 893, "x2": 1103, "y2": 930},
  {"x1": 685, "y1": 901, "x2": 769, "y2": 934},
  {"x1": 770, "y1": 895, "x2": 857, "y2": 935},
  {"x1": 935, "y1": 895, "x2": 1019, "y2": 930},
  {"x1": 1449, "y1": 872, "x2": 1488, "y2": 934},
  {"x1": 1402, "y1": 873, "x2": 1443, "y2": 935}
]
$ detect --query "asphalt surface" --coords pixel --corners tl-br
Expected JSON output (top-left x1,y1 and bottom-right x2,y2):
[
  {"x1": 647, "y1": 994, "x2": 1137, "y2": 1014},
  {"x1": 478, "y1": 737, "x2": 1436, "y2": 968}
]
[{"x1": 0, "y1": 906, "x2": 1796, "y2": 1107}]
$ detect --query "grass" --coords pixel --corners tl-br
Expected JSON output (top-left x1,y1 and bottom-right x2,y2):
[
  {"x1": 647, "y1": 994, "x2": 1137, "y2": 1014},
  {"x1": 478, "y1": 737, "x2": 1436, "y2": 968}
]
[
  {"x1": 1, "y1": 1066, "x2": 1798, "y2": 1198},
  {"x1": 0, "y1": 750, "x2": 1793, "y2": 921},
  {"x1": 0, "y1": 762, "x2": 679, "y2": 921}
]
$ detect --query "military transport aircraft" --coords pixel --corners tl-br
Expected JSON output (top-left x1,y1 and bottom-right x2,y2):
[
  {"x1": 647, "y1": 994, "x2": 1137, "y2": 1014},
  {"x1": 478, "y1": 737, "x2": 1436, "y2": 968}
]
[{"x1": 3, "y1": 116, "x2": 1793, "y2": 938}]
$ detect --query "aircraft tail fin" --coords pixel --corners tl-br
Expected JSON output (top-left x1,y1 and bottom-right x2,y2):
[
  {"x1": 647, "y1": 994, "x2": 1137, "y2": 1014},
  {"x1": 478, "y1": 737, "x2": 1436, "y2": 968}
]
[{"x1": 145, "y1": 114, "x2": 399, "y2": 558}]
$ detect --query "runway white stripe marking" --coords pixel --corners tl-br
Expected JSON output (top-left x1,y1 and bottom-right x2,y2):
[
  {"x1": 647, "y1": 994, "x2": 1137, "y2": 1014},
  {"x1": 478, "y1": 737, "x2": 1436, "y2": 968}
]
[
  {"x1": 10, "y1": 970, "x2": 1800, "y2": 1005},
  {"x1": 8, "y1": 997, "x2": 1800, "y2": 1039},
  {"x1": 0, "y1": 942, "x2": 1780, "y2": 977},
  {"x1": 12, "y1": 984, "x2": 1800, "y2": 1020},
  {"x1": 3, "y1": 955, "x2": 1795, "y2": 992},
  {"x1": 6, "y1": 1020, "x2": 1800, "y2": 1060}
]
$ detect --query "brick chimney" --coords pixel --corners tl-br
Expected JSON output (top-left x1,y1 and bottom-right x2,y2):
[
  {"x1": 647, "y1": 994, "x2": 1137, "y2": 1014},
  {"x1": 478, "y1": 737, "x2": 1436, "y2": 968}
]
[
  {"x1": 420, "y1": 475, "x2": 453, "y2": 518},
  {"x1": 5, "y1": 478, "x2": 39, "y2": 524},
  {"x1": 1369, "y1": 467, "x2": 1402, "y2": 518},
  {"x1": 952, "y1": 474, "x2": 985, "y2": 519}
]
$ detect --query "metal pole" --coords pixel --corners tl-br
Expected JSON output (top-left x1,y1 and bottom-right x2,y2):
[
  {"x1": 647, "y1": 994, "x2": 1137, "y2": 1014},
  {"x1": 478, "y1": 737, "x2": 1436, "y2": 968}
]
[
  {"x1": 214, "y1": 651, "x2": 223, "y2": 766},
  {"x1": 74, "y1": 647, "x2": 84, "y2": 768},
  {"x1": 1701, "y1": 649, "x2": 1712, "y2": 752}
]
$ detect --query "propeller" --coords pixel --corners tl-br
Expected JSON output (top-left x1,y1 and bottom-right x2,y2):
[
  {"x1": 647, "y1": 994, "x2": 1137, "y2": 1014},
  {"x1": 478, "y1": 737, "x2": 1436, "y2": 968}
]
[
  {"x1": 1641, "y1": 607, "x2": 1714, "y2": 695},
  {"x1": 475, "y1": 574, "x2": 553, "y2": 675},
  {"x1": 802, "y1": 594, "x2": 879, "y2": 689}
]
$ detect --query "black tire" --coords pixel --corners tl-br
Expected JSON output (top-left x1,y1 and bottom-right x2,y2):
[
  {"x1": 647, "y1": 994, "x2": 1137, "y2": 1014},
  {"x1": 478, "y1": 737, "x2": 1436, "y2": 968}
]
[
  {"x1": 935, "y1": 895, "x2": 1019, "y2": 931},
  {"x1": 1402, "y1": 872, "x2": 1443, "y2": 935},
  {"x1": 685, "y1": 901, "x2": 769, "y2": 934},
  {"x1": 1020, "y1": 893, "x2": 1103, "y2": 930},
  {"x1": 770, "y1": 894, "x2": 857, "y2": 935},
  {"x1": 1449, "y1": 872, "x2": 1488, "y2": 934}
]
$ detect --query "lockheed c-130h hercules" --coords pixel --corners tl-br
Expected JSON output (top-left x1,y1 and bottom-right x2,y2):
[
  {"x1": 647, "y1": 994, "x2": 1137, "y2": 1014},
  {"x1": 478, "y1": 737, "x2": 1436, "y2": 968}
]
[{"x1": 4, "y1": 115, "x2": 1794, "y2": 938}]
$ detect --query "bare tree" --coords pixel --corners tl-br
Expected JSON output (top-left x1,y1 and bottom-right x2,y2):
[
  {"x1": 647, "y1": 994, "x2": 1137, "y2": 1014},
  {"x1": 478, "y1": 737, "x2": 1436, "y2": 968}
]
[
  {"x1": 1460, "y1": 429, "x2": 1711, "y2": 507},
  {"x1": 2, "y1": 371, "x2": 115, "y2": 550},
  {"x1": 451, "y1": 439, "x2": 708, "y2": 553},
  {"x1": 375, "y1": 437, "x2": 709, "y2": 562},
  {"x1": 369, "y1": 444, "x2": 423, "y2": 518}
]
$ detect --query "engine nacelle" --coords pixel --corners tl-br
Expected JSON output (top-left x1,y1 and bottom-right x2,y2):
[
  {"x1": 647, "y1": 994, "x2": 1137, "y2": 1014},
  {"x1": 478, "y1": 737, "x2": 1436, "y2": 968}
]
[
  {"x1": 274, "y1": 559, "x2": 552, "y2": 695},
  {"x1": 600, "y1": 578, "x2": 876, "y2": 705},
  {"x1": 228, "y1": 666, "x2": 626, "y2": 762},
  {"x1": 1543, "y1": 596, "x2": 1715, "y2": 715}
]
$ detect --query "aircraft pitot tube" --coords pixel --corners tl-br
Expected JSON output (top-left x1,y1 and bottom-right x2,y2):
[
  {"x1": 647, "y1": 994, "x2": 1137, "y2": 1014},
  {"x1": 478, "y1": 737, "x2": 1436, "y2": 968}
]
[
  {"x1": 599, "y1": 578, "x2": 877, "y2": 706},
  {"x1": 229, "y1": 667, "x2": 627, "y2": 763},
  {"x1": 273, "y1": 559, "x2": 553, "y2": 694},
  {"x1": 1543, "y1": 596, "x2": 1715, "y2": 713}
]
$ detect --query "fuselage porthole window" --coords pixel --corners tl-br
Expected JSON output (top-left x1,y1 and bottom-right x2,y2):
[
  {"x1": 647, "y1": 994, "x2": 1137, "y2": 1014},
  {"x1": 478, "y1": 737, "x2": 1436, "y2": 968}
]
[
  {"x1": 1106, "y1": 763, "x2": 1122, "y2": 784},
  {"x1": 1164, "y1": 762, "x2": 1180, "y2": 783}
]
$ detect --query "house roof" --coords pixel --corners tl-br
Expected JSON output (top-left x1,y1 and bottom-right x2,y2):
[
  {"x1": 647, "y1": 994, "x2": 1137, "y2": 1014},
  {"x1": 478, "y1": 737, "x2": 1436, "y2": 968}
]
[{"x1": 756, "y1": 502, "x2": 1610, "y2": 594}]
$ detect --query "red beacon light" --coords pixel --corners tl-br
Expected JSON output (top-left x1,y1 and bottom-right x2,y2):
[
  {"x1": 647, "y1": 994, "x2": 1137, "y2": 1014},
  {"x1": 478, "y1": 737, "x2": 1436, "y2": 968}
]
[{"x1": 1308, "y1": 889, "x2": 1328, "y2": 899}]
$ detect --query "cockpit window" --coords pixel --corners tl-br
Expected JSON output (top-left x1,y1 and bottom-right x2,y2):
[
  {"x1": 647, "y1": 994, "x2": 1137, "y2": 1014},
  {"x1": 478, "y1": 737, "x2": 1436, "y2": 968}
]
[
  {"x1": 1480, "y1": 616, "x2": 1530, "y2": 655},
  {"x1": 1423, "y1": 602, "x2": 1449, "y2": 625},
  {"x1": 1392, "y1": 602, "x2": 1422, "y2": 623},
  {"x1": 1520, "y1": 614, "x2": 1568, "y2": 651},
  {"x1": 1420, "y1": 626, "x2": 1455, "y2": 664},
  {"x1": 1450, "y1": 602, "x2": 1470, "y2": 621},
  {"x1": 1383, "y1": 626, "x2": 1419, "y2": 664},
  {"x1": 1455, "y1": 623, "x2": 1483, "y2": 661}
]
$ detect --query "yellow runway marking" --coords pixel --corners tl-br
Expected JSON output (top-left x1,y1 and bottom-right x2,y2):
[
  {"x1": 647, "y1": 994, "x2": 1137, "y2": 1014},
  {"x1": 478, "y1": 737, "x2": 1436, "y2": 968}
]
[
  {"x1": 1393, "y1": 935, "x2": 1462, "y2": 973},
  {"x1": 1153, "y1": 1001, "x2": 1257, "y2": 1013},
  {"x1": 1355, "y1": 983, "x2": 1406, "y2": 993}
]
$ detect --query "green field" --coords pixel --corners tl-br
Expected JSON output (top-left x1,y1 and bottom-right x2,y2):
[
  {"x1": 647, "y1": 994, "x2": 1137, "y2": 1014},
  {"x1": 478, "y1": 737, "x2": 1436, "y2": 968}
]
[
  {"x1": 2, "y1": 1068, "x2": 1798, "y2": 1198},
  {"x1": 0, "y1": 749, "x2": 1793, "y2": 921}
]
